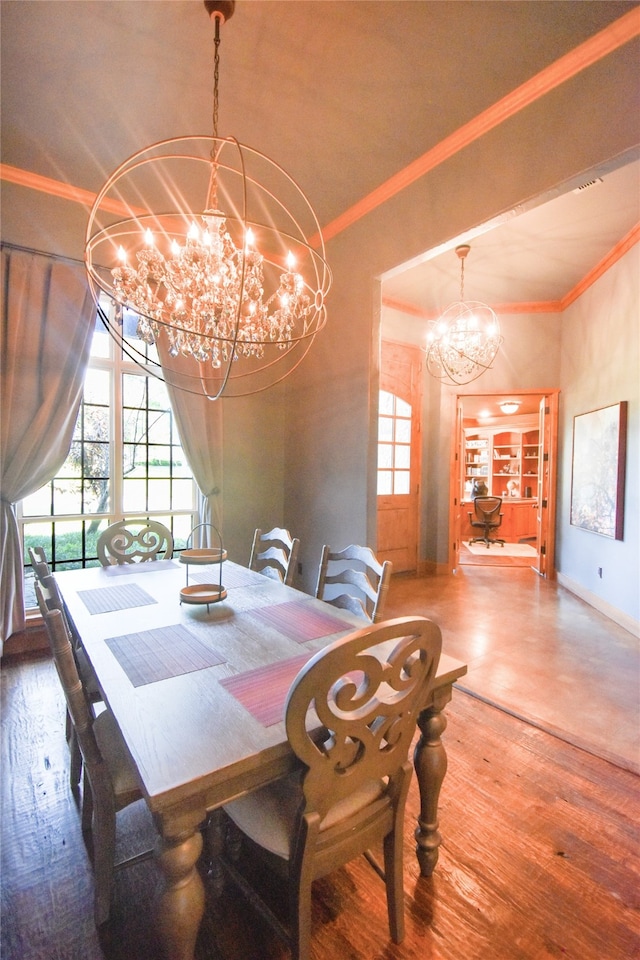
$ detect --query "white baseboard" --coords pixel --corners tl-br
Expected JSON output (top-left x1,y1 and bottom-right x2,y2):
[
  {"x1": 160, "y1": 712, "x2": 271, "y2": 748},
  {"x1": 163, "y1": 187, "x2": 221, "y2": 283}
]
[{"x1": 556, "y1": 572, "x2": 640, "y2": 639}]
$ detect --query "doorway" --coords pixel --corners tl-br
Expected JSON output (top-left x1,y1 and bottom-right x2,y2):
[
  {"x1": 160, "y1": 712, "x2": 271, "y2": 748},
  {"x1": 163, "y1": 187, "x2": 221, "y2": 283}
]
[{"x1": 451, "y1": 392, "x2": 559, "y2": 577}]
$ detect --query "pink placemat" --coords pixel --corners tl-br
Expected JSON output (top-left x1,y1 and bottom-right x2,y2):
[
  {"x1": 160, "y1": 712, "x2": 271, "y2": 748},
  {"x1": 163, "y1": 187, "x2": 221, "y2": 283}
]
[
  {"x1": 219, "y1": 653, "x2": 311, "y2": 726},
  {"x1": 246, "y1": 600, "x2": 351, "y2": 644},
  {"x1": 105, "y1": 624, "x2": 226, "y2": 687}
]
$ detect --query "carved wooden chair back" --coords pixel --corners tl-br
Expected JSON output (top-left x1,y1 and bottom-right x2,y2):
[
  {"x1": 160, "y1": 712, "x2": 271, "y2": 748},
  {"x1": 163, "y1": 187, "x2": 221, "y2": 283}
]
[
  {"x1": 36, "y1": 586, "x2": 148, "y2": 926},
  {"x1": 97, "y1": 518, "x2": 173, "y2": 565},
  {"x1": 249, "y1": 526, "x2": 300, "y2": 586},
  {"x1": 222, "y1": 616, "x2": 442, "y2": 960},
  {"x1": 315, "y1": 543, "x2": 392, "y2": 623}
]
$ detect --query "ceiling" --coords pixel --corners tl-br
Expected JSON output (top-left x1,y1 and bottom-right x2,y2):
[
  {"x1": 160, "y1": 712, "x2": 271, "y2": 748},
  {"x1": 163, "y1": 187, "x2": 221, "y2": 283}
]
[
  {"x1": 382, "y1": 155, "x2": 639, "y2": 316},
  {"x1": 1, "y1": 1, "x2": 639, "y2": 324}
]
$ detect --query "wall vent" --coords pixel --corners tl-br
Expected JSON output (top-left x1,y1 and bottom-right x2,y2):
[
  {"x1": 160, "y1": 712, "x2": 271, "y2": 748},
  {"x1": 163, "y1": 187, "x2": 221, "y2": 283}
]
[{"x1": 573, "y1": 177, "x2": 604, "y2": 194}]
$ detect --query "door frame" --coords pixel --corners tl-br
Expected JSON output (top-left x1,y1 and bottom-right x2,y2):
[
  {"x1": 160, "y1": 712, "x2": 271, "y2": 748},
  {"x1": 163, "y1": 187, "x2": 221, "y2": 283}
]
[{"x1": 448, "y1": 390, "x2": 559, "y2": 578}]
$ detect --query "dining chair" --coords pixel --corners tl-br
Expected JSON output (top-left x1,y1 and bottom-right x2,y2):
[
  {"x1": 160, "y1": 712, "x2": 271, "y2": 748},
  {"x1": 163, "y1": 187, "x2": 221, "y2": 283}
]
[
  {"x1": 28, "y1": 545, "x2": 51, "y2": 581},
  {"x1": 36, "y1": 590, "x2": 153, "y2": 926},
  {"x1": 34, "y1": 574, "x2": 103, "y2": 788},
  {"x1": 314, "y1": 543, "x2": 392, "y2": 623},
  {"x1": 220, "y1": 615, "x2": 442, "y2": 960},
  {"x1": 97, "y1": 518, "x2": 174, "y2": 565},
  {"x1": 249, "y1": 527, "x2": 300, "y2": 586}
]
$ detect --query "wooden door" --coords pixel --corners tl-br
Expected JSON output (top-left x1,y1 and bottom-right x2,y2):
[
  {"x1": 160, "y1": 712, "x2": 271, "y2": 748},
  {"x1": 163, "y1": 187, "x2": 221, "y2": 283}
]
[
  {"x1": 535, "y1": 394, "x2": 558, "y2": 578},
  {"x1": 377, "y1": 341, "x2": 422, "y2": 573}
]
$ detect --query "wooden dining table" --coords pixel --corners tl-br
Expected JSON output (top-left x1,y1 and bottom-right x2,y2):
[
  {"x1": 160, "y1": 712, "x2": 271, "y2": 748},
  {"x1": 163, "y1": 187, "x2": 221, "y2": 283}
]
[{"x1": 55, "y1": 558, "x2": 467, "y2": 960}]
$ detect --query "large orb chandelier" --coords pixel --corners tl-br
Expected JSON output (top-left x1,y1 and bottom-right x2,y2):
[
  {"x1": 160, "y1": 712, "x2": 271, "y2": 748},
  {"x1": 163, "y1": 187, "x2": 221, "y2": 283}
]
[
  {"x1": 85, "y1": 0, "x2": 331, "y2": 399},
  {"x1": 424, "y1": 244, "x2": 502, "y2": 386}
]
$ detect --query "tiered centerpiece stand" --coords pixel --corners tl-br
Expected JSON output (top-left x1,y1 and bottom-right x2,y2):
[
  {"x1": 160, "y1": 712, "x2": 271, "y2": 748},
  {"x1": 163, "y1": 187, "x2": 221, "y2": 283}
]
[{"x1": 179, "y1": 525, "x2": 227, "y2": 612}]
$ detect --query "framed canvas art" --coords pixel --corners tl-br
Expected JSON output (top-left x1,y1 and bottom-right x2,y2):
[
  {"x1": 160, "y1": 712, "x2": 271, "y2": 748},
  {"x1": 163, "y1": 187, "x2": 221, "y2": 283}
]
[{"x1": 570, "y1": 401, "x2": 627, "y2": 540}]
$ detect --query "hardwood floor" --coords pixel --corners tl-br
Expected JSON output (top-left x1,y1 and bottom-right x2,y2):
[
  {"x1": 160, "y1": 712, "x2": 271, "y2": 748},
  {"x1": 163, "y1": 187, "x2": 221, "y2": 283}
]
[
  {"x1": 386, "y1": 566, "x2": 640, "y2": 774},
  {"x1": 2, "y1": 651, "x2": 639, "y2": 960}
]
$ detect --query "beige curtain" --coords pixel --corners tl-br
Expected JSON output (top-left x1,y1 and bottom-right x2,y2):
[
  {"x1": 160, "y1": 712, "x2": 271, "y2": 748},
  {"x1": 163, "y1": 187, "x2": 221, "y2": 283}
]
[
  {"x1": 159, "y1": 344, "x2": 224, "y2": 546},
  {"x1": 0, "y1": 246, "x2": 95, "y2": 647}
]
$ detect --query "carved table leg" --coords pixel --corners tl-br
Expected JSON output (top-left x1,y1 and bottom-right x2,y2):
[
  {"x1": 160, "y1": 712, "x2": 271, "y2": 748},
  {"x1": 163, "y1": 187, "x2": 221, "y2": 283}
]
[
  {"x1": 413, "y1": 685, "x2": 453, "y2": 876},
  {"x1": 155, "y1": 829, "x2": 205, "y2": 960},
  {"x1": 203, "y1": 808, "x2": 226, "y2": 898}
]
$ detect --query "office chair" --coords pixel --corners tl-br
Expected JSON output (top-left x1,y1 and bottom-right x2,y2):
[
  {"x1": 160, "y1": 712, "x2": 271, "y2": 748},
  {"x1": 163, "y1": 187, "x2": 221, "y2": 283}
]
[{"x1": 468, "y1": 496, "x2": 505, "y2": 547}]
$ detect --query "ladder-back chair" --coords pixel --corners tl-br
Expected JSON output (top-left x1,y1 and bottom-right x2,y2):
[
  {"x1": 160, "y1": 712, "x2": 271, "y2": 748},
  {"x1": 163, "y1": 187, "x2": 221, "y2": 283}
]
[
  {"x1": 34, "y1": 574, "x2": 102, "y2": 788},
  {"x1": 36, "y1": 591, "x2": 153, "y2": 926},
  {"x1": 315, "y1": 543, "x2": 392, "y2": 623},
  {"x1": 249, "y1": 527, "x2": 300, "y2": 586}
]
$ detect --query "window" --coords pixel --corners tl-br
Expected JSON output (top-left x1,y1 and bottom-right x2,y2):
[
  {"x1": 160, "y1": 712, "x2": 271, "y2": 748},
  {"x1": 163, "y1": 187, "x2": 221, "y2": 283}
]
[
  {"x1": 377, "y1": 390, "x2": 412, "y2": 495},
  {"x1": 20, "y1": 303, "x2": 197, "y2": 609}
]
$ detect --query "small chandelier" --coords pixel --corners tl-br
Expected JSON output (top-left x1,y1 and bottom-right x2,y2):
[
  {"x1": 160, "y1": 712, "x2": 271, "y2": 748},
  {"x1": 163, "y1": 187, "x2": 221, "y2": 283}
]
[
  {"x1": 85, "y1": 0, "x2": 331, "y2": 399},
  {"x1": 425, "y1": 244, "x2": 502, "y2": 386}
]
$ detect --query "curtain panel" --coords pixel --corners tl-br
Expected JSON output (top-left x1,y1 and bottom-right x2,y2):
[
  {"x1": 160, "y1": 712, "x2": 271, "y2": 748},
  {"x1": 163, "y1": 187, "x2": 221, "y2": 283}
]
[
  {"x1": 159, "y1": 344, "x2": 224, "y2": 545},
  {"x1": 0, "y1": 246, "x2": 95, "y2": 648}
]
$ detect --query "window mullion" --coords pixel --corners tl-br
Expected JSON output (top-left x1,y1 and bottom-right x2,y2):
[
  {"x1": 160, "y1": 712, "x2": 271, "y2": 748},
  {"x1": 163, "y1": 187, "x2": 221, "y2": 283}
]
[{"x1": 111, "y1": 347, "x2": 123, "y2": 520}]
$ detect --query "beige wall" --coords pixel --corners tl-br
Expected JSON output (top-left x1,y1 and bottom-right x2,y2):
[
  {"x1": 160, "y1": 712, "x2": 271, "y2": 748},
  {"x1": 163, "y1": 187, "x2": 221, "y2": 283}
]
[
  {"x1": 557, "y1": 244, "x2": 639, "y2": 628},
  {"x1": 222, "y1": 387, "x2": 287, "y2": 570},
  {"x1": 272, "y1": 43, "x2": 639, "y2": 593}
]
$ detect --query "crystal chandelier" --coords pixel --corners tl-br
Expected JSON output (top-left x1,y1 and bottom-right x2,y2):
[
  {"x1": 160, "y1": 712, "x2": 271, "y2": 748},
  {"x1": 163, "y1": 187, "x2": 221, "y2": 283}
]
[
  {"x1": 84, "y1": 0, "x2": 331, "y2": 399},
  {"x1": 424, "y1": 244, "x2": 502, "y2": 386}
]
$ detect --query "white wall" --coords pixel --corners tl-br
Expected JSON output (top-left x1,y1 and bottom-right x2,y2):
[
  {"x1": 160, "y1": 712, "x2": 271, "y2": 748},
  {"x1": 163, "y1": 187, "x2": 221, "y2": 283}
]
[{"x1": 557, "y1": 245, "x2": 640, "y2": 629}]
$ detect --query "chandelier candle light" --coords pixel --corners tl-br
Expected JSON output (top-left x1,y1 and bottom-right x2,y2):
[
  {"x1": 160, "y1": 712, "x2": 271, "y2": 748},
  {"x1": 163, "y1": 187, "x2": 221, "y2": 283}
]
[
  {"x1": 85, "y1": 0, "x2": 331, "y2": 399},
  {"x1": 424, "y1": 244, "x2": 503, "y2": 386}
]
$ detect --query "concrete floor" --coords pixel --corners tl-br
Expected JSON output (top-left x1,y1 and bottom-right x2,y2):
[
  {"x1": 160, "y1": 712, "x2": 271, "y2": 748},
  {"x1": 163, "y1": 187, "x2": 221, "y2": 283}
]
[{"x1": 385, "y1": 565, "x2": 639, "y2": 774}]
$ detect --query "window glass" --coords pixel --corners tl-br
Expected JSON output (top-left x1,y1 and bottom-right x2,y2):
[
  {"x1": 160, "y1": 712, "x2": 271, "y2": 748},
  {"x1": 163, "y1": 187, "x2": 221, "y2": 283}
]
[
  {"x1": 378, "y1": 471, "x2": 392, "y2": 495},
  {"x1": 20, "y1": 304, "x2": 197, "y2": 611},
  {"x1": 394, "y1": 471, "x2": 411, "y2": 495},
  {"x1": 378, "y1": 416, "x2": 393, "y2": 442},
  {"x1": 395, "y1": 418, "x2": 411, "y2": 444},
  {"x1": 377, "y1": 391, "x2": 412, "y2": 496}
]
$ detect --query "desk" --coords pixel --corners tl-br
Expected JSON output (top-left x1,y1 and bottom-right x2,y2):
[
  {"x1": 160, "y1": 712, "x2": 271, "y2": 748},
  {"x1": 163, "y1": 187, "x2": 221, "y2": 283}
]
[{"x1": 56, "y1": 560, "x2": 467, "y2": 960}]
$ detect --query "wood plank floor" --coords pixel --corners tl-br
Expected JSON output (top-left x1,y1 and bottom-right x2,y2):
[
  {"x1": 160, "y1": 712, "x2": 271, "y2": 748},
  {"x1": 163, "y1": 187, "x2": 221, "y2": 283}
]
[{"x1": 2, "y1": 653, "x2": 639, "y2": 960}]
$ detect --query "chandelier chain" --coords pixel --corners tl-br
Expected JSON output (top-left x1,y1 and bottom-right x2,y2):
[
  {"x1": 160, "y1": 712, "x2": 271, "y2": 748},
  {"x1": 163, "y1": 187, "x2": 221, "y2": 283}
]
[
  {"x1": 84, "y1": 0, "x2": 331, "y2": 399},
  {"x1": 212, "y1": 16, "x2": 221, "y2": 144}
]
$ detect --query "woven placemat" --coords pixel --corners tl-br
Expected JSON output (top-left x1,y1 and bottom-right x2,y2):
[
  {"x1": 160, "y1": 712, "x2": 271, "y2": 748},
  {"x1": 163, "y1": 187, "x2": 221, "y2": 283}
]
[
  {"x1": 219, "y1": 653, "x2": 311, "y2": 726},
  {"x1": 77, "y1": 583, "x2": 157, "y2": 615},
  {"x1": 105, "y1": 623, "x2": 226, "y2": 687},
  {"x1": 246, "y1": 600, "x2": 350, "y2": 644}
]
